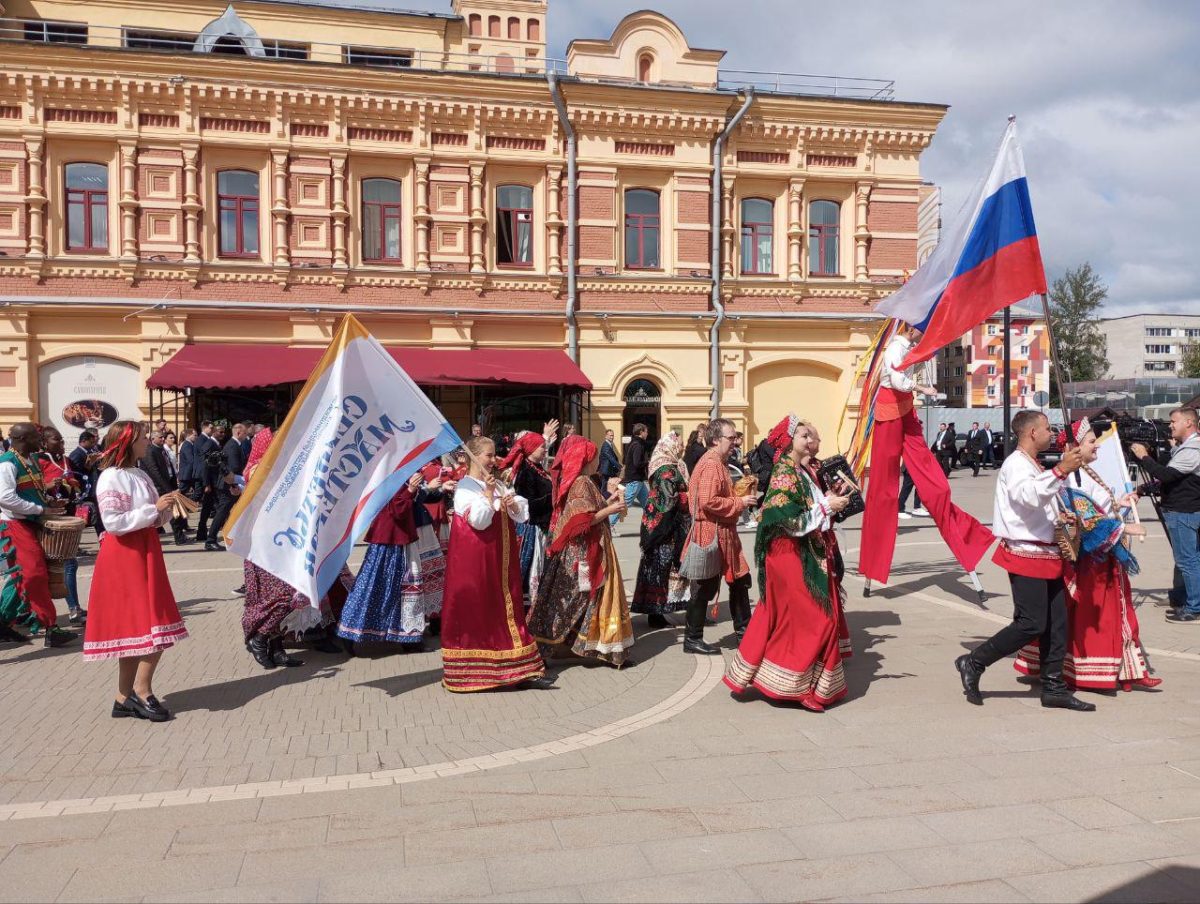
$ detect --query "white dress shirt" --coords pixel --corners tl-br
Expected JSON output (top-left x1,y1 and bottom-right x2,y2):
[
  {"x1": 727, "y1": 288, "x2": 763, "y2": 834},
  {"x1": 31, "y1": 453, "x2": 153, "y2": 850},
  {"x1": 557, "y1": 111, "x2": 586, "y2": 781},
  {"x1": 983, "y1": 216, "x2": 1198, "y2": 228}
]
[
  {"x1": 0, "y1": 459, "x2": 45, "y2": 521},
  {"x1": 453, "y1": 475, "x2": 529, "y2": 530},
  {"x1": 992, "y1": 450, "x2": 1064, "y2": 552},
  {"x1": 880, "y1": 335, "x2": 918, "y2": 392}
]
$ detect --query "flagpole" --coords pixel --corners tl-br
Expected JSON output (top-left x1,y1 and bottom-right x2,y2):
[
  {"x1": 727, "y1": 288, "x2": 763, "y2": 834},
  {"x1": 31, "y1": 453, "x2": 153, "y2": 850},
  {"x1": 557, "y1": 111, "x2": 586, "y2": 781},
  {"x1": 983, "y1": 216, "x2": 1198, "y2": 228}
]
[{"x1": 1003, "y1": 305, "x2": 1012, "y2": 456}]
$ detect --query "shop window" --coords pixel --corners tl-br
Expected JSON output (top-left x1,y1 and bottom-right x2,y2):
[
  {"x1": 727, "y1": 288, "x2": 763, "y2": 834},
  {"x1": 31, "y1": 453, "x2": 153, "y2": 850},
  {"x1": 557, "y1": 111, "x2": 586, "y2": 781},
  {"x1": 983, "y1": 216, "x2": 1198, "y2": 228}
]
[
  {"x1": 740, "y1": 197, "x2": 774, "y2": 274},
  {"x1": 624, "y1": 189, "x2": 660, "y2": 270},
  {"x1": 217, "y1": 169, "x2": 260, "y2": 258},
  {"x1": 496, "y1": 184, "x2": 533, "y2": 267},
  {"x1": 362, "y1": 178, "x2": 402, "y2": 263},
  {"x1": 65, "y1": 162, "x2": 108, "y2": 253},
  {"x1": 808, "y1": 199, "x2": 840, "y2": 276}
]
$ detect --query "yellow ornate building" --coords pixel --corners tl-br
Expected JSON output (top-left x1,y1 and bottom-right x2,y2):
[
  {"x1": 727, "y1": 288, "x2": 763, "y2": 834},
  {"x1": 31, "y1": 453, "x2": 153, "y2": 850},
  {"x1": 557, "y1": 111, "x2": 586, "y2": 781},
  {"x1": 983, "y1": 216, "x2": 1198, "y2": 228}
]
[{"x1": 0, "y1": 0, "x2": 946, "y2": 447}]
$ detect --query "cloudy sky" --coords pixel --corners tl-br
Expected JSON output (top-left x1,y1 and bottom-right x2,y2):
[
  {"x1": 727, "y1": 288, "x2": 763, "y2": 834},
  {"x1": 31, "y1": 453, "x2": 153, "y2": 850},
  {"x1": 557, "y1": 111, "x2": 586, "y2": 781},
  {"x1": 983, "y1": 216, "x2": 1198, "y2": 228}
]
[{"x1": 325, "y1": 0, "x2": 1198, "y2": 316}]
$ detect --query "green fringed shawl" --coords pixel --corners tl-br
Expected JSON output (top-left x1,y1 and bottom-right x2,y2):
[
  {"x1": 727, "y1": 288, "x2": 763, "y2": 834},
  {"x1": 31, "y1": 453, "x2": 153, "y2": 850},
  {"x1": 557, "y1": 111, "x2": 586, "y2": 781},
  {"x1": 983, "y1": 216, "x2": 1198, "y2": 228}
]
[{"x1": 754, "y1": 454, "x2": 833, "y2": 614}]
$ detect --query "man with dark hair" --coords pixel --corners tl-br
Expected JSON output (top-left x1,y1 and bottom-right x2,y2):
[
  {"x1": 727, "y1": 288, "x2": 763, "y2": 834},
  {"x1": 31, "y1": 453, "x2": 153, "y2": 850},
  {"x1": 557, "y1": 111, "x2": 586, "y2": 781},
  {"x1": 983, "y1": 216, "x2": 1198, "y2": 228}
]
[
  {"x1": 598, "y1": 428, "x2": 621, "y2": 482},
  {"x1": 0, "y1": 423, "x2": 75, "y2": 646},
  {"x1": 206, "y1": 423, "x2": 248, "y2": 552},
  {"x1": 622, "y1": 423, "x2": 651, "y2": 512},
  {"x1": 684, "y1": 421, "x2": 709, "y2": 472},
  {"x1": 141, "y1": 430, "x2": 188, "y2": 546},
  {"x1": 195, "y1": 423, "x2": 227, "y2": 546},
  {"x1": 956, "y1": 410, "x2": 1093, "y2": 711},
  {"x1": 683, "y1": 417, "x2": 756, "y2": 654},
  {"x1": 1132, "y1": 406, "x2": 1200, "y2": 623}
]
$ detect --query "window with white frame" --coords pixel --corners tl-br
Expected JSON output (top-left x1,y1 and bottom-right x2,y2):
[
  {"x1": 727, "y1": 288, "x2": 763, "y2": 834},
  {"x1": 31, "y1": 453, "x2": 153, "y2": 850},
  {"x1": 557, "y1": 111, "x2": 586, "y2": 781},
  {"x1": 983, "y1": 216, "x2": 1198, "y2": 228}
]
[{"x1": 1146, "y1": 344, "x2": 1174, "y2": 354}]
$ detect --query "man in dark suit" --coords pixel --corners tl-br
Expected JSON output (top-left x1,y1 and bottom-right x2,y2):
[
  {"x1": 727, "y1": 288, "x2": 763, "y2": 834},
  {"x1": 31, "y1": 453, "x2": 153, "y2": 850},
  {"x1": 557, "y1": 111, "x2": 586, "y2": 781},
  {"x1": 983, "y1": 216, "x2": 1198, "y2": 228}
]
[
  {"x1": 178, "y1": 429, "x2": 202, "y2": 500},
  {"x1": 982, "y1": 422, "x2": 996, "y2": 468},
  {"x1": 940, "y1": 421, "x2": 960, "y2": 473},
  {"x1": 206, "y1": 423, "x2": 248, "y2": 552},
  {"x1": 141, "y1": 430, "x2": 189, "y2": 545},
  {"x1": 598, "y1": 429, "x2": 622, "y2": 483},
  {"x1": 932, "y1": 423, "x2": 951, "y2": 476},
  {"x1": 195, "y1": 422, "x2": 224, "y2": 546},
  {"x1": 965, "y1": 422, "x2": 986, "y2": 477},
  {"x1": 68, "y1": 429, "x2": 103, "y2": 536}
]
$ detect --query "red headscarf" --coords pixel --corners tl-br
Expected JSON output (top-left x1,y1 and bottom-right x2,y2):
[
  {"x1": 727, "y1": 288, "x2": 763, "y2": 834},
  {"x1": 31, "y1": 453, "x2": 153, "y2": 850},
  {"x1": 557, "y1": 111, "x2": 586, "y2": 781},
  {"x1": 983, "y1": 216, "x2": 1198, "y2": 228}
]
[
  {"x1": 766, "y1": 414, "x2": 800, "y2": 462},
  {"x1": 244, "y1": 427, "x2": 273, "y2": 482},
  {"x1": 497, "y1": 432, "x2": 546, "y2": 480},
  {"x1": 1071, "y1": 417, "x2": 1092, "y2": 445},
  {"x1": 550, "y1": 434, "x2": 597, "y2": 510}
]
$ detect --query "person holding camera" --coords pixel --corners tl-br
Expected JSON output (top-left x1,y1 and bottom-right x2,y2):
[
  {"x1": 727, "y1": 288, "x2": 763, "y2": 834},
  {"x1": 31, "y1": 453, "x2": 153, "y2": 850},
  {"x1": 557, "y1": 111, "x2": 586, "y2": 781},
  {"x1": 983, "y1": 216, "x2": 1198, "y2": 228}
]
[{"x1": 1131, "y1": 406, "x2": 1200, "y2": 624}]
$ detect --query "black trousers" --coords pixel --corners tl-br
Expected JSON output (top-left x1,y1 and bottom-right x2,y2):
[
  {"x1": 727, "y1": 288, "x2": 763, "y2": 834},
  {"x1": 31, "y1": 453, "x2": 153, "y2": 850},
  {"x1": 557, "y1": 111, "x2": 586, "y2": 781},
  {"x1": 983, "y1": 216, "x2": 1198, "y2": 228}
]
[
  {"x1": 687, "y1": 572, "x2": 752, "y2": 634},
  {"x1": 208, "y1": 489, "x2": 237, "y2": 543},
  {"x1": 196, "y1": 488, "x2": 216, "y2": 540},
  {"x1": 975, "y1": 573, "x2": 1068, "y2": 675}
]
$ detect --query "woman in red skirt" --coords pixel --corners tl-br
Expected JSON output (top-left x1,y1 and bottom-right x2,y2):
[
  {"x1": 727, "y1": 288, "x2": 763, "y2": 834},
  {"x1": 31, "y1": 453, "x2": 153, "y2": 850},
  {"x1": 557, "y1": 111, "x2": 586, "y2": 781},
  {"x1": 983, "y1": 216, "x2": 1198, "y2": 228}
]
[
  {"x1": 83, "y1": 421, "x2": 187, "y2": 722},
  {"x1": 724, "y1": 417, "x2": 852, "y2": 712}
]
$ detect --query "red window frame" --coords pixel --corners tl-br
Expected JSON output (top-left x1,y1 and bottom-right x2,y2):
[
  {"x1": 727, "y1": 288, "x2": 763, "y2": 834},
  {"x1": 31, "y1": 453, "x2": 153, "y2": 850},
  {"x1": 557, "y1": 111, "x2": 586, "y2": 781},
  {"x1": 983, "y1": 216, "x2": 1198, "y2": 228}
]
[
  {"x1": 808, "y1": 200, "x2": 840, "y2": 276},
  {"x1": 624, "y1": 189, "x2": 661, "y2": 270},
  {"x1": 496, "y1": 185, "x2": 534, "y2": 269},
  {"x1": 361, "y1": 178, "x2": 402, "y2": 264},
  {"x1": 64, "y1": 162, "x2": 108, "y2": 254},
  {"x1": 740, "y1": 198, "x2": 774, "y2": 275},
  {"x1": 217, "y1": 170, "x2": 260, "y2": 259}
]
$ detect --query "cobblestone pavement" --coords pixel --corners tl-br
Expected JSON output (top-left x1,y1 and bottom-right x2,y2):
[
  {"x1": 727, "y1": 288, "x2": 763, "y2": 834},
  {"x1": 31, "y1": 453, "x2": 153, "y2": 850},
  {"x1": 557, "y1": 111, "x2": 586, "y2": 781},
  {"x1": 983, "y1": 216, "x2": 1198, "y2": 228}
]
[{"x1": 2, "y1": 471, "x2": 1200, "y2": 903}]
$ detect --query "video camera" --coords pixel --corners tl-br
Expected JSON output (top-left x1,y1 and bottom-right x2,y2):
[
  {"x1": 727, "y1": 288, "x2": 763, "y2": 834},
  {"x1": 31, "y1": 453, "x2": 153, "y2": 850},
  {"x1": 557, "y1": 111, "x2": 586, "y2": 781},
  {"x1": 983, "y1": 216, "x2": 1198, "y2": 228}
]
[{"x1": 1090, "y1": 415, "x2": 1170, "y2": 465}]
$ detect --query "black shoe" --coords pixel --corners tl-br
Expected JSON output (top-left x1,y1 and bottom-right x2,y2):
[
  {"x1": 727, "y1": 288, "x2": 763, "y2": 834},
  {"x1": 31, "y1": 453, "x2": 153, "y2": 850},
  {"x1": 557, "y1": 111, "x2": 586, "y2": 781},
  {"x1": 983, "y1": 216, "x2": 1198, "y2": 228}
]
[
  {"x1": 68, "y1": 608, "x2": 86, "y2": 626},
  {"x1": 45, "y1": 627, "x2": 77, "y2": 649},
  {"x1": 195, "y1": 532, "x2": 208, "y2": 543},
  {"x1": 342, "y1": 639, "x2": 356, "y2": 658},
  {"x1": 734, "y1": 629, "x2": 746, "y2": 642},
  {"x1": 1166, "y1": 610, "x2": 1200, "y2": 624},
  {"x1": 683, "y1": 636, "x2": 721, "y2": 655},
  {"x1": 174, "y1": 533, "x2": 189, "y2": 546},
  {"x1": 204, "y1": 541, "x2": 226, "y2": 552},
  {"x1": 0, "y1": 623, "x2": 31, "y2": 644},
  {"x1": 247, "y1": 634, "x2": 276, "y2": 669},
  {"x1": 521, "y1": 674, "x2": 557, "y2": 690},
  {"x1": 1041, "y1": 674, "x2": 1097, "y2": 712},
  {"x1": 231, "y1": 585, "x2": 246, "y2": 597},
  {"x1": 269, "y1": 636, "x2": 303, "y2": 667},
  {"x1": 400, "y1": 640, "x2": 427, "y2": 654},
  {"x1": 955, "y1": 654, "x2": 984, "y2": 705},
  {"x1": 646, "y1": 613, "x2": 671, "y2": 629},
  {"x1": 426, "y1": 617, "x2": 441, "y2": 637},
  {"x1": 111, "y1": 698, "x2": 135, "y2": 719},
  {"x1": 308, "y1": 636, "x2": 343, "y2": 654},
  {"x1": 123, "y1": 691, "x2": 171, "y2": 722}
]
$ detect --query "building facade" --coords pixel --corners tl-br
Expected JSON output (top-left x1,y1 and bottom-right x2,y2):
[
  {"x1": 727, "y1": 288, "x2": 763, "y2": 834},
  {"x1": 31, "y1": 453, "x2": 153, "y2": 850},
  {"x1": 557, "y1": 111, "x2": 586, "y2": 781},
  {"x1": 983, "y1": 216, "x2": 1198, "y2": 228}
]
[
  {"x1": 0, "y1": 0, "x2": 945, "y2": 446},
  {"x1": 1098, "y1": 313, "x2": 1200, "y2": 380},
  {"x1": 935, "y1": 300, "x2": 1051, "y2": 409}
]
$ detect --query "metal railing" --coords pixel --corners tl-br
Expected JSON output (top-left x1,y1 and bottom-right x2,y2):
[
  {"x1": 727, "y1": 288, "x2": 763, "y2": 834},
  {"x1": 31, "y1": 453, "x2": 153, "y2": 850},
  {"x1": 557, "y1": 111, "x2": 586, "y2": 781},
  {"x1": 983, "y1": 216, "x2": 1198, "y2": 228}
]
[
  {"x1": 2, "y1": 17, "x2": 894, "y2": 99},
  {"x1": 718, "y1": 68, "x2": 895, "y2": 100}
]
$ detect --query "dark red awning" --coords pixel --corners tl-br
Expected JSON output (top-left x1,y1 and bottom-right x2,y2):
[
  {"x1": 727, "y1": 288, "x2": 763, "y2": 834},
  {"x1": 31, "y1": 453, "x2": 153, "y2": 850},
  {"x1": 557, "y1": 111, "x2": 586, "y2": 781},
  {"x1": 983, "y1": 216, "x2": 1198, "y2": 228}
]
[{"x1": 146, "y1": 344, "x2": 592, "y2": 391}]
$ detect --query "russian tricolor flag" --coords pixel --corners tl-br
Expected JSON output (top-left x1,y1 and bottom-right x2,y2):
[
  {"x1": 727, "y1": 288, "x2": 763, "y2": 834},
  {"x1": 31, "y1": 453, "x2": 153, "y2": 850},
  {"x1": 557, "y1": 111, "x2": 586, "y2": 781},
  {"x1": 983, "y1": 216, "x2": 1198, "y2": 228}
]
[{"x1": 878, "y1": 119, "x2": 1046, "y2": 369}]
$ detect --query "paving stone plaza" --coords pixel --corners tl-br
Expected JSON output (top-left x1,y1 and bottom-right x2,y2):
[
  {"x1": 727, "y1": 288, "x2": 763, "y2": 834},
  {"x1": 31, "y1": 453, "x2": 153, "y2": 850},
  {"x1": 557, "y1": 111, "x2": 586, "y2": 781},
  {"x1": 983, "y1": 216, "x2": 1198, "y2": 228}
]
[{"x1": 2, "y1": 472, "x2": 1199, "y2": 903}]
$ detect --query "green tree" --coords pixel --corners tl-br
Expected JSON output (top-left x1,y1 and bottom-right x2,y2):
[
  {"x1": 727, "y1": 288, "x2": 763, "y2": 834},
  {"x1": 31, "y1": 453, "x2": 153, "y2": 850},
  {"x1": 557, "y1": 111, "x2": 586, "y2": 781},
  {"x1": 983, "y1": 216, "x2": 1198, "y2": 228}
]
[
  {"x1": 1181, "y1": 341, "x2": 1200, "y2": 379},
  {"x1": 1047, "y1": 263, "x2": 1110, "y2": 400}
]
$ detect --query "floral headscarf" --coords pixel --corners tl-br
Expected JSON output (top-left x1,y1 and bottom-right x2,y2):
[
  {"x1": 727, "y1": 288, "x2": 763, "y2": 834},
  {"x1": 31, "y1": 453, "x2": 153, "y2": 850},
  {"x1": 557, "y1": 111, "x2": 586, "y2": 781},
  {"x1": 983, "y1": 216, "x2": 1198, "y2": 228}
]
[{"x1": 648, "y1": 430, "x2": 686, "y2": 480}]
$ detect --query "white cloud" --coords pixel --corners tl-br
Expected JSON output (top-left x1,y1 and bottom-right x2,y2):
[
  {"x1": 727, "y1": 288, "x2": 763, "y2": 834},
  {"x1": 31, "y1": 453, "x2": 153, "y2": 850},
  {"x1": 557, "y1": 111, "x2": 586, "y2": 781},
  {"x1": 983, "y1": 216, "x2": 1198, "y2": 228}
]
[{"x1": 321, "y1": 0, "x2": 1199, "y2": 315}]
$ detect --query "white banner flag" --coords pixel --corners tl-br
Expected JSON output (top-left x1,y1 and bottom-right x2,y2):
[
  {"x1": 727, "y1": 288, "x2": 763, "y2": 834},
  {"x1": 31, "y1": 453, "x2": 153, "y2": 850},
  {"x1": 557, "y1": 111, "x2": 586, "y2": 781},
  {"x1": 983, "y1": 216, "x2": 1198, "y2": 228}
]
[{"x1": 225, "y1": 315, "x2": 462, "y2": 605}]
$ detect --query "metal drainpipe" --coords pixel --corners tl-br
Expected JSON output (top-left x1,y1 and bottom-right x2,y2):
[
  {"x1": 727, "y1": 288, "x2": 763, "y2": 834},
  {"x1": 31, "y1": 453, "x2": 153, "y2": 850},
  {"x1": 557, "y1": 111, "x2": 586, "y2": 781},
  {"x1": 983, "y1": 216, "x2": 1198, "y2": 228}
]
[
  {"x1": 547, "y1": 71, "x2": 578, "y2": 364},
  {"x1": 709, "y1": 88, "x2": 754, "y2": 418}
]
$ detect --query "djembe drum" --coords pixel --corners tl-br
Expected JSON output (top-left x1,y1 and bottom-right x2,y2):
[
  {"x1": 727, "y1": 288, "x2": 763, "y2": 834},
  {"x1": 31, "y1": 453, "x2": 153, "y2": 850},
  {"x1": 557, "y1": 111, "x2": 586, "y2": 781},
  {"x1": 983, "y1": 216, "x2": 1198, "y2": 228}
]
[{"x1": 39, "y1": 515, "x2": 85, "y2": 599}]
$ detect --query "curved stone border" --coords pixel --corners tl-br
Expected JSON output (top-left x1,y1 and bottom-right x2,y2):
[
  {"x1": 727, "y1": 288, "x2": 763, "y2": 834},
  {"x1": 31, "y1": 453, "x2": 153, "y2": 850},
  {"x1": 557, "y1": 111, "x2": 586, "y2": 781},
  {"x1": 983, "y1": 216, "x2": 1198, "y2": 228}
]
[{"x1": 0, "y1": 649, "x2": 725, "y2": 822}]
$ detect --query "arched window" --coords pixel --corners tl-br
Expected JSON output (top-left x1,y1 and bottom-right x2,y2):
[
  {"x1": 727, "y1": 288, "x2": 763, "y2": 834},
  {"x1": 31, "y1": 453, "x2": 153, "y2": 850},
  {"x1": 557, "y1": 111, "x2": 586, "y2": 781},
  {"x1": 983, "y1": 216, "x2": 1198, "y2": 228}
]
[
  {"x1": 808, "y1": 199, "x2": 840, "y2": 276},
  {"x1": 638, "y1": 53, "x2": 653, "y2": 83},
  {"x1": 496, "y1": 184, "x2": 533, "y2": 267},
  {"x1": 624, "y1": 189, "x2": 660, "y2": 270},
  {"x1": 217, "y1": 169, "x2": 260, "y2": 258},
  {"x1": 507, "y1": 17, "x2": 520, "y2": 39},
  {"x1": 527, "y1": 18, "x2": 540, "y2": 41},
  {"x1": 64, "y1": 162, "x2": 108, "y2": 253},
  {"x1": 362, "y1": 178, "x2": 402, "y2": 263},
  {"x1": 740, "y1": 198, "x2": 774, "y2": 274},
  {"x1": 468, "y1": 14, "x2": 482, "y2": 36},
  {"x1": 488, "y1": 15, "x2": 500, "y2": 37}
]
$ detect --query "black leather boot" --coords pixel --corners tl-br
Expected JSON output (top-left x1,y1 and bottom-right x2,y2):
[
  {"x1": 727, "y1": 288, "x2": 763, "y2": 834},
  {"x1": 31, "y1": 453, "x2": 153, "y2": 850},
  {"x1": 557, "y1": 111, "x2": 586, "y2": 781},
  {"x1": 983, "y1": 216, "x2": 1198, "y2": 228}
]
[
  {"x1": 683, "y1": 596, "x2": 719, "y2": 655},
  {"x1": 954, "y1": 654, "x2": 985, "y2": 705},
  {"x1": 269, "y1": 636, "x2": 303, "y2": 667},
  {"x1": 1041, "y1": 672, "x2": 1096, "y2": 712},
  {"x1": 247, "y1": 634, "x2": 276, "y2": 669}
]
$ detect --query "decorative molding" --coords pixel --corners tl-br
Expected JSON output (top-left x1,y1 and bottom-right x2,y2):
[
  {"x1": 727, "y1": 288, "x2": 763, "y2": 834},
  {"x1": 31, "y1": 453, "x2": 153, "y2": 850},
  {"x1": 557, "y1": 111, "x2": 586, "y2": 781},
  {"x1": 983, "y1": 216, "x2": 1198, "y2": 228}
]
[
  {"x1": 290, "y1": 122, "x2": 329, "y2": 138},
  {"x1": 431, "y1": 132, "x2": 469, "y2": 147},
  {"x1": 46, "y1": 108, "x2": 117, "y2": 124},
  {"x1": 139, "y1": 112, "x2": 179, "y2": 128},
  {"x1": 347, "y1": 126, "x2": 412, "y2": 143},
  {"x1": 807, "y1": 153, "x2": 857, "y2": 168},
  {"x1": 737, "y1": 150, "x2": 788, "y2": 165},
  {"x1": 487, "y1": 135, "x2": 546, "y2": 151},
  {"x1": 200, "y1": 117, "x2": 270, "y2": 133},
  {"x1": 0, "y1": 106, "x2": 20, "y2": 120},
  {"x1": 615, "y1": 141, "x2": 675, "y2": 157}
]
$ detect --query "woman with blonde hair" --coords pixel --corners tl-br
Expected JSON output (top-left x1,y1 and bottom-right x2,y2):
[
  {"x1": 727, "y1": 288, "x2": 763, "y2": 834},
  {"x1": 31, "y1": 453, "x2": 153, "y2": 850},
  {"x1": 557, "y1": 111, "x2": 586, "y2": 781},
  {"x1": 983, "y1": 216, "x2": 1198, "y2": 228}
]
[
  {"x1": 632, "y1": 430, "x2": 693, "y2": 628},
  {"x1": 83, "y1": 421, "x2": 187, "y2": 722}
]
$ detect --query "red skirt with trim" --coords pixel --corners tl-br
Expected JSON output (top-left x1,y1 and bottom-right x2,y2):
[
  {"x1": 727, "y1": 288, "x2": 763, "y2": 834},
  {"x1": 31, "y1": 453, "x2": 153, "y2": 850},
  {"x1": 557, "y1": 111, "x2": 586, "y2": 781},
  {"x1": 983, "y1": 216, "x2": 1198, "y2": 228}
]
[{"x1": 83, "y1": 526, "x2": 187, "y2": 661}]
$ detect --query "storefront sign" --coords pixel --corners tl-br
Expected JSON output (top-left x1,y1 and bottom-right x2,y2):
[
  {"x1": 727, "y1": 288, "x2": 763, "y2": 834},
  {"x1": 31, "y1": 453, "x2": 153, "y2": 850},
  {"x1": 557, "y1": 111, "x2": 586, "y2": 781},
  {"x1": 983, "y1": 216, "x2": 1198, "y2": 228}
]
[{"x1": 38, "y1": 356, "x2": 143, "y2": 441}]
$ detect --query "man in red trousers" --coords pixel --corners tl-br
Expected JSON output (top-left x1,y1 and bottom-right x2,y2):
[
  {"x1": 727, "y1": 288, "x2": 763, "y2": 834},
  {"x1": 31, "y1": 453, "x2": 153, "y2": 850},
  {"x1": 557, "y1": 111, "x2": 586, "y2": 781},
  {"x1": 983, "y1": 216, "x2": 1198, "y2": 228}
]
[{"x1": 859, "y1": 324, "x2": 994, "y2": 584}]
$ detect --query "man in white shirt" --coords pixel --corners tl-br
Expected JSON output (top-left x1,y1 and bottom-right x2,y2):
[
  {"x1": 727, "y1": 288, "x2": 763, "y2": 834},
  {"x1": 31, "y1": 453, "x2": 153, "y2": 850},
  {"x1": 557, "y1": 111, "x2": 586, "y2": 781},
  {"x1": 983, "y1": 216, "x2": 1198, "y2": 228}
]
[
  {"x1": 955, "y1": 410, "x2": 1093, "y2": 711},
  {"x1": 859, "y1": 323, "x2": 994, "y2": 584}
]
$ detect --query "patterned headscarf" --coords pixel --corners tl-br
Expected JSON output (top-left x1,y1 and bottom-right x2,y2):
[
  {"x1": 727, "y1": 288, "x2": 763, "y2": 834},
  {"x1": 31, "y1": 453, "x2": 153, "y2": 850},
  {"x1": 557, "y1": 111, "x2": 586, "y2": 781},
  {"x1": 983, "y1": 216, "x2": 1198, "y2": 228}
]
[
  {"x1": 648, "y1": 431, "x2": 686, "y2": 480},
  {"x1": 766, "y1": 414, "x2": 800, "y2": 462},
  {"x1": 497, "y1": 432, "x2": 546, "y2": 480},
  {"x1": 550, "y1": 434, "x2": 597, "y2": 510},
  {"x1": 244, "y1": 427, "x2": 273, "y2": 482}
]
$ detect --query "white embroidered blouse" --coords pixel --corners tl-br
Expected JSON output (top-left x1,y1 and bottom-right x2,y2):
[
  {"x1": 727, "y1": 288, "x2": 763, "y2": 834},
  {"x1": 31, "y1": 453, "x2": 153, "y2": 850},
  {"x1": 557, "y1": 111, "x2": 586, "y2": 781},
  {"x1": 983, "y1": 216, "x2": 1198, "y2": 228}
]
[
  {"x1": 96, "y1": 468, "x2": 169, "y2": 536},
  {"x1": 453, "y1": 475, "x2": 529, "y2": 531}
]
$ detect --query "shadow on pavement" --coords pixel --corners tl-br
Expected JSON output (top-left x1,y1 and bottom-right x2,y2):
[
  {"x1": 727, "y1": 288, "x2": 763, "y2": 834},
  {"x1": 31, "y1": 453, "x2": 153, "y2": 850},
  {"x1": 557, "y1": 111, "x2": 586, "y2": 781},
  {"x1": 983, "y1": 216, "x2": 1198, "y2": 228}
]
[
  {"x1": 355, "y1": 667, "x2": 451, "y2": 697},
  {"x1": 1086, "y1": 865, "x2": 1199, "y2": 902},
  {"x1": 870, "y1": 568, "x2": 994, "y2": 607},
  {"x1": 165, "y1": 661, "x2": 342, "y2": 712},
  {"x1": 843, "y1": 608, "x2": 906, "y2": 702}
]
